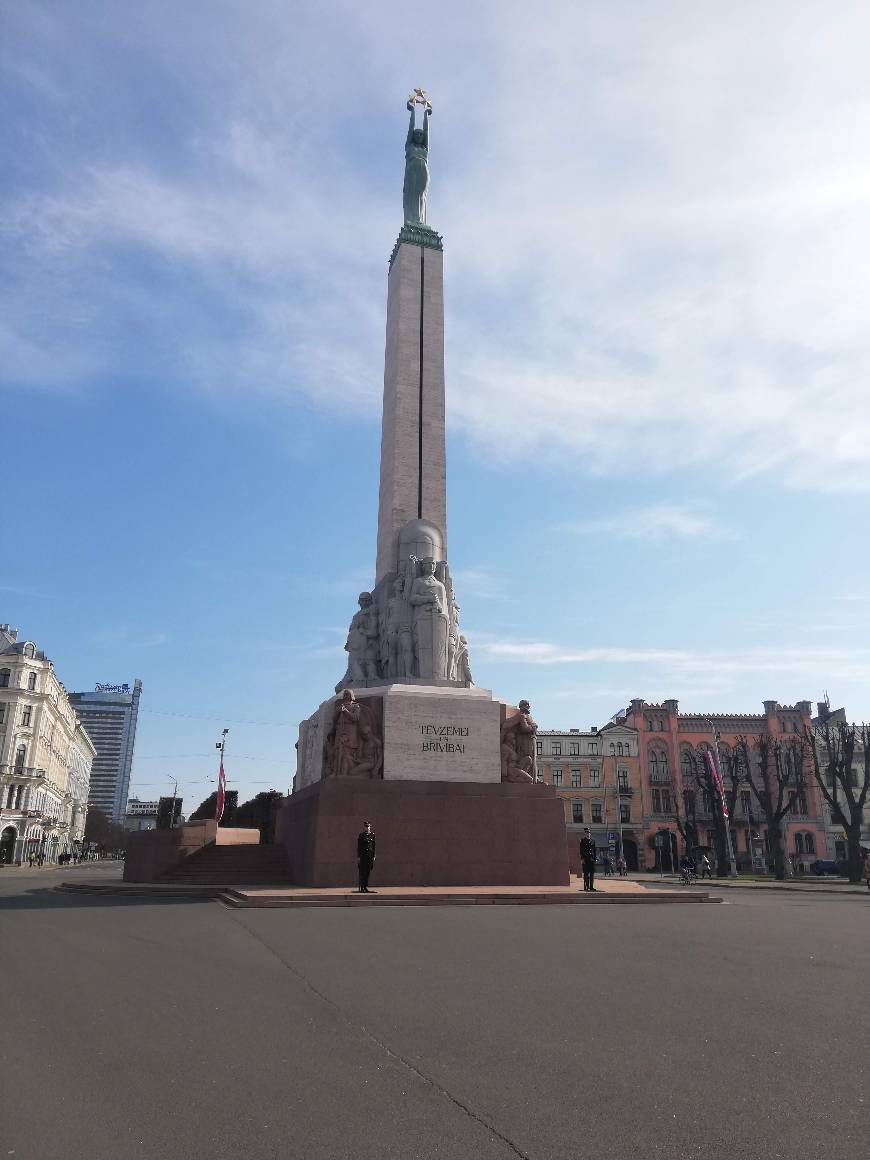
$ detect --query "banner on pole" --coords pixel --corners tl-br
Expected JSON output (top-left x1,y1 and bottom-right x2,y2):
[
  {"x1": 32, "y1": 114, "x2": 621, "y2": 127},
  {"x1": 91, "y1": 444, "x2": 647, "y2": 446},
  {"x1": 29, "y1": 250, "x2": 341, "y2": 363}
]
[
  {"x1": 216, "y1": 759, "x2": 226, "y2": 824},
  {"x1": 704, "y1": 748, "x2": 729, "y2": 819}
]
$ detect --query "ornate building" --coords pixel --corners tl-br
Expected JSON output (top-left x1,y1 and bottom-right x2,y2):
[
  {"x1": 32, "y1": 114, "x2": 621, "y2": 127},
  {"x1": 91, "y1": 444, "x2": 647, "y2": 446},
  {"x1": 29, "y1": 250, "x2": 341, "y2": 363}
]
[
  {"x1": 535, "y1": 722, "x2": 642, "y2": 869},
  {"x1": 619, "y1": 698, "x2": 827, "y2": 873},
  {"x1": 0, "y1": 624, "x2": 96, "y2": 864}
]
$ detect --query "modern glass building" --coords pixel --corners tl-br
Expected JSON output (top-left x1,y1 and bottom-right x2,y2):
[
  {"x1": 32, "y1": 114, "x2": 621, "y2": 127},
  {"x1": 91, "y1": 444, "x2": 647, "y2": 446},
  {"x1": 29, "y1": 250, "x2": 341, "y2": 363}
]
[{"x1": 69, "y1": 679, "x2": 142, "y2": 823}]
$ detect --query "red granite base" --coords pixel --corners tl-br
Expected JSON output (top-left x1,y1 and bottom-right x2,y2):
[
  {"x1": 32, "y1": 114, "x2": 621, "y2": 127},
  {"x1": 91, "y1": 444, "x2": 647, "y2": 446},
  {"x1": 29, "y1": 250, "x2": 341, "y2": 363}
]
[{"x1": 274, "y1": 778, "x2": 570, "y2": 888}]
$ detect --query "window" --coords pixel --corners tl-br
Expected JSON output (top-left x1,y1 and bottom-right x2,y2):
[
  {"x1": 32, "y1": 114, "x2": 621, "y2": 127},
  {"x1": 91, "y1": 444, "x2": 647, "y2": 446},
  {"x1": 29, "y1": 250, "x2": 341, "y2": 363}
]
[
  {"x1": 0, "y1": 703, "x2": 5, "y2": 725},
  {"x1": 706, "y1": 828, "x2": 716, "y2": 848},
  {"x1": 618, "y1": 769, "x2": 629, "y2": 790},
  {"x1": 683, "y1": 789, "x2": 695, "y2": 815},
  {"x1": 27, "y1": 672, "x2": 37, "y2": 691},
  {"x1": 21, "y1": 706, "x2": 32, "y2": 727},
  {"x1": 552, "y1": 769, "x2": 563, "y2": 787},
  {"x1": 591, "y1": 802, "x2": 603, "y2": 824},
  {"x1": 619, "y1": 802, "x2": 630, "y2": 823},
  {"x1": 569, "y1": 742, "x2": 579, "y2": 756},
  {"x1": 609, "y1": 742, "x2": 615, "y2": 755},
  {"x1": 661, "y1": 789, "x2": 672, "y2": 813},
  {"x1": 572, "y1": 801, "x2": 584, "y2": 824},
  {"x1": 536, "y1": 741, "x2": 542, "y2": 755},
  {"x1": 0, "y1": 669, "x2": 9, "y2": 688},
  {"x1": 804, "y1": 833, "x2": 815, "y2": 854},
  {"x1": 14, "y1": 745, "x2": 26, "y2": 774},
  {"x1": 794, "y1": 833, "x2": 804, "y2": 854},
  {"x1": 793, "y1": 791, "x2": 808, "y2": 816},
  {"x1": 5, "y1": 785, "x2": 13, "y2": 807},
  {"x1": 740, "y1": 790, "x2": 751, "y2": 816},
  {"x1": 680, "y1": 749, "x2": 694, "y2": 782},
  {"x1": 588, "y1": 742, "x2": 599, "y2": 755},
  {"x1": 617, "y1": 742, "x2": 624, "y2": 756},
  {"x1": 14, "y1": 785, "x2": 23, "y2": 808},
  {"x1": 652, "y1": 788, "x2": 661, "y2": 813},
  {"x1": 571, "y1": 770, "x2": 581, "y2": 789},
  {"x1": 589, "y1": 768, "x2": 601, "y2": 788},
  {"x1": 551, "y1": 742, "x2": 562, "y2": 756}
]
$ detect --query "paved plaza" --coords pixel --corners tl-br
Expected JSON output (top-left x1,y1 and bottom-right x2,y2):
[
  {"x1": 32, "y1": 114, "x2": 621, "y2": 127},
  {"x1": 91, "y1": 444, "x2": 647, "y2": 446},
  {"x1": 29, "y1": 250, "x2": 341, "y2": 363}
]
[{"x1": 1, "y1": 864, "x2": 867, "y2": 1160}]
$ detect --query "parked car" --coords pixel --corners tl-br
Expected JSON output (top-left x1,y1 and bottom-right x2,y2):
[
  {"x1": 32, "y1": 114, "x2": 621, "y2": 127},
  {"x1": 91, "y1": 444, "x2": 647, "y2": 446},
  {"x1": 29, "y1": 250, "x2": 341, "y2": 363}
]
[{"x1": 810, "y1": 859, "x2": 843, "y2": 876}]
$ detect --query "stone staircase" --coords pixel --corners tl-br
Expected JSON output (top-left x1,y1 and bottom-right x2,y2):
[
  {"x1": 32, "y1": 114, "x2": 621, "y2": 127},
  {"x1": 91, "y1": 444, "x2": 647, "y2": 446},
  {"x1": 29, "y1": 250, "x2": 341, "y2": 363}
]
[{"x1": 160, "y1": 843, "x2": 294, "y2": 886}]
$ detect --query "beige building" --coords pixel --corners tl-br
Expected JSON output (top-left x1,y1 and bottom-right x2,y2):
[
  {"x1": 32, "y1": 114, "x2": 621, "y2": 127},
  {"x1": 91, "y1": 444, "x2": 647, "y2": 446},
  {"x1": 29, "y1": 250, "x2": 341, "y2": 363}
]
[
  {"x1": 535, "y1": 722, "x2": 642, "y2": 870},
  {"x1": 0, "y1": 625, "x2": 96, "y2": 864},
  {"x1": 811, "y1": 701, "x2": 870, "y2": 865}
]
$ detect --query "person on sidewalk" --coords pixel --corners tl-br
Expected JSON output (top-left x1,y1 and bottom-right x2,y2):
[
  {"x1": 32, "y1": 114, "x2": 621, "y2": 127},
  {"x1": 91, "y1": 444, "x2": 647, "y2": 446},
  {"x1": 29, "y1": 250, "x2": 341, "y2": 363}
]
[
  {"x1": 864, "y1": 851, "x2": 870, "y2": 890},
  {"x1": 700, "y1": 854, "x2": 713, "y2": 879},
  {"x1": 579, "y1": 828, "x2": 597, "y2": 892},
  {"x1": 357, "y1": 821, "x2": 376, "y2": 893}
]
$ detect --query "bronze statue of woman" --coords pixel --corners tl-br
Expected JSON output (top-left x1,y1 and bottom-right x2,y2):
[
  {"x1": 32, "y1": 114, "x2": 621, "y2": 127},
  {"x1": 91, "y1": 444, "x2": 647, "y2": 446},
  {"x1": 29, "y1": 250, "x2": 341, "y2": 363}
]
[{"x1": 403, "y1": 97, "x2": 431, "y2": 226}]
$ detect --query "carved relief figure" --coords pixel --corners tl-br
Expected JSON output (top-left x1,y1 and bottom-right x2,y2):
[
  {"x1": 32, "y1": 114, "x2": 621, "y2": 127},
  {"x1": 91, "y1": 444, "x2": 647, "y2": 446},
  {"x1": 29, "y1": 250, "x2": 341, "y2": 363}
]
[
  {"x1": 501, "y1": 700, "x2": 539, "y2": 782},
  {"x1": 385, "y1": 576, "x2": 414, "y2": 679},
  {"x1": 500, "y1": 732, "x2": 534, "y2": 783},
  {"x1": 327, "y1": 690, "x2": 383, "y2": 779},
  {"x1": 408, "y1": 558, "x2": 449, "y2": 679},
  {"x1": 344, "y1": 591, "x2": 380, "y2": 682},
  {"x1": 455, "y1": 634, "x2": 474, "y2": 686}
]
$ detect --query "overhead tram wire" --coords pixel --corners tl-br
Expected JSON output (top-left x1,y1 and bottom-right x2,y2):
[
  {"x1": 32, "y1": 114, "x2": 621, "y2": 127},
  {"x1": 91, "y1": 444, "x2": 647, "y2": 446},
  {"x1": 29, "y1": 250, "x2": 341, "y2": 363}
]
[{"x1": 139, "y1": 709, "x2": 292, "y2": 728}]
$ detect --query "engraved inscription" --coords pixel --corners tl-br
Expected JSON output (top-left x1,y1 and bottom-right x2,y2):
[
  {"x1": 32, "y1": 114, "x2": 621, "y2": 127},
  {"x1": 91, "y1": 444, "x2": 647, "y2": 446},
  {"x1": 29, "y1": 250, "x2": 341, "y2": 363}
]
[{"x1": 421, "y1": 723, "x2": 469, "y2": 754}]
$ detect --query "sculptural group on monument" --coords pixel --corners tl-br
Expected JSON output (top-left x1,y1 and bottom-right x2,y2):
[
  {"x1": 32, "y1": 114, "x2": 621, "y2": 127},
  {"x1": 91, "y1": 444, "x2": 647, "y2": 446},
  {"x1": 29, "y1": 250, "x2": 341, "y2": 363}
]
[
  {"x1": 324, "y1": 689, "x2": 384, "y2": 780},
  {"x1": 338, "y1": 552, "x2": 472, "y2": 689},
  {"x1": 500, "y1": 700, "x2": 539, "y2": 784}
]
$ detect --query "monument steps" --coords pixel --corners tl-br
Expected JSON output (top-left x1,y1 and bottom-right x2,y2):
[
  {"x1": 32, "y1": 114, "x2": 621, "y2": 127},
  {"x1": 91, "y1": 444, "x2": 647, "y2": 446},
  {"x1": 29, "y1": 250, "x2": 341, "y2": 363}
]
[
  {"x1": 218, "y1": 887, "x2": 722, "y2": 908},
  {"x1": 160, "y1": 843, "x2": 294, "y2": 886}
]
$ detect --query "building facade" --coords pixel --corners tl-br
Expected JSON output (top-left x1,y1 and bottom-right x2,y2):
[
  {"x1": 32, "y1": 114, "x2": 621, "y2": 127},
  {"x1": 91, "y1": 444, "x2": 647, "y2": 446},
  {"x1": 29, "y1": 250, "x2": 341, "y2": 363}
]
[
  {"x1": 0, "y1": 624, "x2": 96, "y2": 864},
  {"x1": 535, "y1": 723, "x2": 642, "y2": 869},
  {"x1": 620, "y1": 698, "x2": 827, "y2": 873},
  {"x1": 811, "y1": 701, "x2": 870, "y2": 864},
  {"x1": 123, "y1": 797, "x2": 158, "y2": 832},
  {"x1": 69, "y1": 679, "x2": 142, "y2": 823}
]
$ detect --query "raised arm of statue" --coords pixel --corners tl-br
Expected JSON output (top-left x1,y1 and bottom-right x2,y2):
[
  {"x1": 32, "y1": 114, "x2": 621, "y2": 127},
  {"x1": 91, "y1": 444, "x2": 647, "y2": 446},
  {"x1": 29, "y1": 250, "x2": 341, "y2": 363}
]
[
  {"x1": 406, "y1": 107, "x2": 416, "y2": 145},
  {"x1": 423, "y1": 105, "x2": 430, "y2": 148}
]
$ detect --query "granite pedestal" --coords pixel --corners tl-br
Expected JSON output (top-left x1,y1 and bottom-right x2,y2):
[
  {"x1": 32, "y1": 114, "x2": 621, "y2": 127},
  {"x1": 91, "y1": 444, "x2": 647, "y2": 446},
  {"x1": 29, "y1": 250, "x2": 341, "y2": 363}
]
[{"x1": 275, "y1": 778, "x2": 570, "y2": 888}]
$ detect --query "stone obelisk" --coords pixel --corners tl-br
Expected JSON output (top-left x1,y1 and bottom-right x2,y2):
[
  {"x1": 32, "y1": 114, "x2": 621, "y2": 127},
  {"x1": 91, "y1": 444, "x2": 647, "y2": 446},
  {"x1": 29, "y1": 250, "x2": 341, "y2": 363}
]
[
  {"x1": 375, "y1": 96, "x2": 446, "y2": 583},
  {"x1": 280, "y1": 91, "x2": 569, "y2": 889}
]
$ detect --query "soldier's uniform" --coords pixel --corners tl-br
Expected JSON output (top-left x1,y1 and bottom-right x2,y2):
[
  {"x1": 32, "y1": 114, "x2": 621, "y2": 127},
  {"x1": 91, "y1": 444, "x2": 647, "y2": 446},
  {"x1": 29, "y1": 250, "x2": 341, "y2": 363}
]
[
  {"x1": 357, "y1": 827, "x2": 376, "y2": 893},
  {"x1": 579, "y1": 834, "x2": 597, "y2": 892}
]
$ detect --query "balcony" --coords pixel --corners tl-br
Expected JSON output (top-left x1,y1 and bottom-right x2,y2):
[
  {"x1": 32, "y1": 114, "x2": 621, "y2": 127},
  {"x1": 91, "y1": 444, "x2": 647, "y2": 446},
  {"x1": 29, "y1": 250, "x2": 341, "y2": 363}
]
[
  {"x1": 618, "y1": 786, "x2": 634, "y2": 796},
  {"x1": 648, "y1": 773, "x2": 672, "y2": 785}
]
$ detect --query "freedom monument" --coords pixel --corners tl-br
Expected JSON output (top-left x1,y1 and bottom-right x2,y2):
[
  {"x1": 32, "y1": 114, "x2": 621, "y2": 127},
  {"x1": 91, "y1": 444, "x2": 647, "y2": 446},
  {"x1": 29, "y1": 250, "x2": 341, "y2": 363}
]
[{"x1": 276, "y1": 91, "x2": 569, "y2": 886}]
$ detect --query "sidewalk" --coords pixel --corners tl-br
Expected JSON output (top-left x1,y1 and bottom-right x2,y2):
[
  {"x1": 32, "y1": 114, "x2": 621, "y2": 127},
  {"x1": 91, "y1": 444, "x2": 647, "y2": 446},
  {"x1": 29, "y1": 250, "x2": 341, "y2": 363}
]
[{"x1": 634, "y1": 872, "x2": 870, "y2": 896}]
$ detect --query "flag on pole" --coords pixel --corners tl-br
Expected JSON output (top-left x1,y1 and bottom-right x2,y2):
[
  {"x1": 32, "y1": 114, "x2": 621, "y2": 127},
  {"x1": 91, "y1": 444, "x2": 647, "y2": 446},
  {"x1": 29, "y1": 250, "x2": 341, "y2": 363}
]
[
  {"x1": 704, "y1": 748, "x2": 729, "y2": 819},
  {"x1": 216, "y1": 758, "x2": 226, "y2": 824}
]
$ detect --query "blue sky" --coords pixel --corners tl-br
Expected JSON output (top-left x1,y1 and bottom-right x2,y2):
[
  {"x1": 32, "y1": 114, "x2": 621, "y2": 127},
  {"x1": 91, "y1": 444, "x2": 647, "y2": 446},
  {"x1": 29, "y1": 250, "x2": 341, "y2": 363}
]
[{"x1": 3, "y1": 1, "x2": 869, "y2": 811}]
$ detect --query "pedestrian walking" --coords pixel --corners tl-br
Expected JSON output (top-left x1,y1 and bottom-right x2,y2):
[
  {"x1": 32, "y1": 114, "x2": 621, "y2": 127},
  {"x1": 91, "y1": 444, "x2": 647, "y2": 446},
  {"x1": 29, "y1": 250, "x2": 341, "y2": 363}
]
[
  {"x1": 579, "y1": 828, "x2": 597, "y2": 892},
  {"x1": 617, "y1": 856, "x2": 627, "y2": 877},
  {"x1": 357, "y1": 821, "x2": 376, "y2": 893},
  {"x1": 700, "y1": 855, "x2": 713, "y2": 879},
  {"x1": 863, "y1": 851, "x2": 870, "y2": 890}
]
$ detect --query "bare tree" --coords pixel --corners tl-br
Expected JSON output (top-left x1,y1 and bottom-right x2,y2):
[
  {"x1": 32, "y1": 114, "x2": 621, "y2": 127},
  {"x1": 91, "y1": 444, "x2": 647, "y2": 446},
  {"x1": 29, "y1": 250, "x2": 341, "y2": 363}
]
[
  {"x1": 675, "y1": 746, "x2": 733, "y2": 875},
  {"x1": 736, "y1": 735, "x2": 804, "y2": 880},
  {"x1": 806, "y1": 721, "x2": 870, "y2": 884}
]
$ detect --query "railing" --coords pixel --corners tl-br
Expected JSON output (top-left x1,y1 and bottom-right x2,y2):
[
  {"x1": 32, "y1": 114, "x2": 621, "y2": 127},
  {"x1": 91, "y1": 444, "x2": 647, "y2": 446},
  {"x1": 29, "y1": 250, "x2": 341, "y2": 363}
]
[
  {"x1": 648, "y1": 773, "x2": 672, "y2": 785},
  {"x1": 618, "y1": 786, "x2": 634, "y2": 796}
]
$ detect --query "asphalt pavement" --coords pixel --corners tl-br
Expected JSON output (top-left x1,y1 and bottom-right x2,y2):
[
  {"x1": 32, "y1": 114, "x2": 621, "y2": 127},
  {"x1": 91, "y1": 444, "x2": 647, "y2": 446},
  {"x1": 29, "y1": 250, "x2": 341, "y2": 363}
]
[{"x1": 1, "y1": 863, "x2": 867, "y2": 1160}]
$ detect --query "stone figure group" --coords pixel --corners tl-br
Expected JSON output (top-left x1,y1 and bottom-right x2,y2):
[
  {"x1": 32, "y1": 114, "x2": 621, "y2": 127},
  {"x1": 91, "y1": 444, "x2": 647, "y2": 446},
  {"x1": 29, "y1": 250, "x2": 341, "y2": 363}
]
[
  {"x1": 500, "y1": 700, "x2": 539, "y2": 784},
  {"x1": 325, "y1": 690, "x2": 384, "y2": 780},
  {"x1": 338, "y1": 555, "x2": 473, "y2": 689}
]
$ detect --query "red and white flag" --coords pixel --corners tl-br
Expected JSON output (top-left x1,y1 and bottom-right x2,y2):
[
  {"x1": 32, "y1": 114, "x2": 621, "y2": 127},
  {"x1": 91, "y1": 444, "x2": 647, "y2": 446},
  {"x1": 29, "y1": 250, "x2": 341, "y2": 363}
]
[
  {"x1": 216, "y1": 759, "x2": 226, "y2": 824},
  {"x1": 703, "y1": 748, "x2": 729, "y2": 819}
]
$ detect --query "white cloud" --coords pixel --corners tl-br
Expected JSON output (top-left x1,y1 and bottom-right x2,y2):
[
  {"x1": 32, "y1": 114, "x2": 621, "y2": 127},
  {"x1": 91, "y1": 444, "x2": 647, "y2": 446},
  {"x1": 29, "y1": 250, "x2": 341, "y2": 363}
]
[
  {"x1": 3, "y1": 1, "x2": 870, "y2": 490},
  {"x1": 565, "y1": 504, "x2": 738, "y2": 542},
  {"x1": 474, "y1": 635, "x2": 870, "y2": 683}
]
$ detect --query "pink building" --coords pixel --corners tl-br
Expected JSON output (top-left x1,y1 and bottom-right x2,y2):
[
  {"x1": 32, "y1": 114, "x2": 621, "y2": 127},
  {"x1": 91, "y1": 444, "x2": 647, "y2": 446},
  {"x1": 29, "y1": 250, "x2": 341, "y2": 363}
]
[{"x1": 619, "y1": 698, "x2": 827, "y2": 873}]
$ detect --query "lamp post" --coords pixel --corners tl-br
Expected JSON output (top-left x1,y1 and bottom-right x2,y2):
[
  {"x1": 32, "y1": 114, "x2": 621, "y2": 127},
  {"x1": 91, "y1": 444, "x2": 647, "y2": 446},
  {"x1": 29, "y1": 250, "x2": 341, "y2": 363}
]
[{"x1": 165, "y1": 774, "x2": 179, "y2": 829}]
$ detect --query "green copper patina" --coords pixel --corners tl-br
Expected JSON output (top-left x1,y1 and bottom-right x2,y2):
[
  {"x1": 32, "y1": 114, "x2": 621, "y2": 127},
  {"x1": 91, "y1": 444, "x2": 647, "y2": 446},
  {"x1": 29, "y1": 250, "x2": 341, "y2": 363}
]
[
  {"x1": 391, "y1": 89, "x2": 442, "y2": 266},
  {"x1": 403, "y1": 90, "x2": 431, "y2": 226}
]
